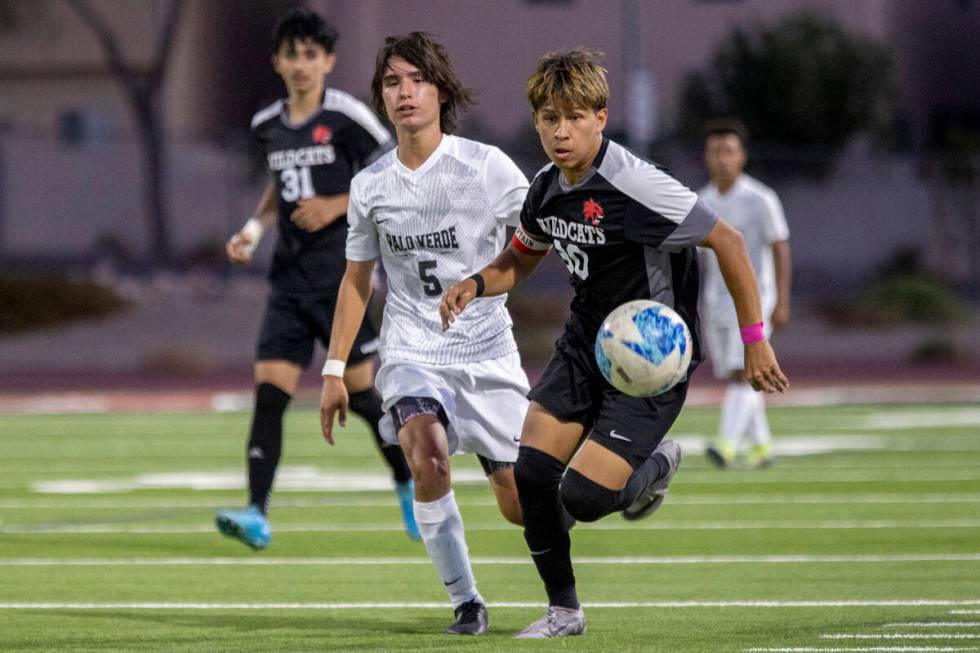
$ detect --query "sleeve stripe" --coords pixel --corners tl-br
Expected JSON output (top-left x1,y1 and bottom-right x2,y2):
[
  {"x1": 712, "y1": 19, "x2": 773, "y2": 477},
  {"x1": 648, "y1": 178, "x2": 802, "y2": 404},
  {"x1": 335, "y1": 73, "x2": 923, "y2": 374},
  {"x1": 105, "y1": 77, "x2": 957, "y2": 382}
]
[{"x1": 324, "y1": 89, "x2": 391, "y2": 146}]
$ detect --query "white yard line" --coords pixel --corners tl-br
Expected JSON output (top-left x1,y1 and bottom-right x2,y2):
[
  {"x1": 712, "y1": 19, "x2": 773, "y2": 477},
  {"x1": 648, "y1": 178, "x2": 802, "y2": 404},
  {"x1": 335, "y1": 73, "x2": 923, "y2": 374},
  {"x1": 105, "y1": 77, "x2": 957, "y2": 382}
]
[
  {"x1": 6, "y1": 519, "x2": 980, "y2": 534},
  {"x1": 2, "y1": 553, "x2": 980, "y2": 567},
  {"x1": 1, "y1": 599, "x2": 979, "y2": 610},
  {"x1": 4, "y1": 493, "x2": 980, "y2": 510},
  {"x1": 823, "y1": 635, "x2": 980, "y2": 640},
  {"x1": 747, "y1": 648, "x2": 978, "y2": 652},
  {"x1": 885, "y1": 625, "x2": 980, "y2": 629}
]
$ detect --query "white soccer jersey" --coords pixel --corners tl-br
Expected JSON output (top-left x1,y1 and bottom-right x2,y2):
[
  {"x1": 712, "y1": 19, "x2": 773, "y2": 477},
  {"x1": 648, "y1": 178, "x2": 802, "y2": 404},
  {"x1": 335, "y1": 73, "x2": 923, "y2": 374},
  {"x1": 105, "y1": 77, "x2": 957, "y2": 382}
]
[
  {"x1": 346, "y1": 135, "x2": 529, "y2": 365},
  {"x1": 698, "y1": 174, "x2": 789, "y2": 324}
]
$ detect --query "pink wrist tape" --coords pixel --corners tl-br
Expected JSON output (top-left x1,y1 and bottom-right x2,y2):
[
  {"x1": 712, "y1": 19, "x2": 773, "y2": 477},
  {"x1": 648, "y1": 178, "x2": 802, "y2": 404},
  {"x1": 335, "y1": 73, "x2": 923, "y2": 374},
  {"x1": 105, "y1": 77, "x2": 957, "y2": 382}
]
[{"x1": 740, "y1": 321, "x2": 765, "y2": 345}]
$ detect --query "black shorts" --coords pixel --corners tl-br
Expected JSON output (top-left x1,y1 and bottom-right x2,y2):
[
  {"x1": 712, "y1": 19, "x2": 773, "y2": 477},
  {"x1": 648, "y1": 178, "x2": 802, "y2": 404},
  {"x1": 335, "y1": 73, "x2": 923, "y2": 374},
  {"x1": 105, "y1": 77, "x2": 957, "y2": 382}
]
[
  {"x1": 256, "y1": 290, "x2": 379, "y2": 369},
  {"x1": 527, "y1": 337, "x2": 688, "y2": 470}
]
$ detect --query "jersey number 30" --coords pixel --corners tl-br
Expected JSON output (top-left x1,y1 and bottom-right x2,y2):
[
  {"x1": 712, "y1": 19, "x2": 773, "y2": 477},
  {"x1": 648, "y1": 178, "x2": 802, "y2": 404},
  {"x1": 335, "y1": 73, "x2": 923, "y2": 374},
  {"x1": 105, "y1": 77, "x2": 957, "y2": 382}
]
[
  {"x1": 554, "y1": 241, "x2": 589, "y2": 280},
  {"x1": 280, "y1": 167, "x2": 314, "y2": 202}
]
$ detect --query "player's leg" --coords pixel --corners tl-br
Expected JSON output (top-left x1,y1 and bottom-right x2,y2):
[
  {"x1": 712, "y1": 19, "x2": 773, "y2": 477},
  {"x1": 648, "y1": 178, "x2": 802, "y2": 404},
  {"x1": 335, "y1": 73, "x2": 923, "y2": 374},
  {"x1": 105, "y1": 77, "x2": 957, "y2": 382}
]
[
  {"x1": 216, "y1": 293, "x2": 310, "y2": 550},
  {"x1": 314, "y1": 297, "x2": 418, "y2": 538},
  {"x1": 478, "y1": 458, "x2": 522, "y2": 526},
  {"x1": 343, "y1": 358, "x2": 418, "y2": 540},
  {"x1": 569, "y1": 382, "x2": 688, "y2": 522},
  {"x1": 706, "y1": 326, "x2": 749, "y2": 467},
  {"x1": 394, "y1": 397, "x2": 487, "y2": 635},
  {"x1": 745, "y1": 394, "x2": 773, "y2": 467}
]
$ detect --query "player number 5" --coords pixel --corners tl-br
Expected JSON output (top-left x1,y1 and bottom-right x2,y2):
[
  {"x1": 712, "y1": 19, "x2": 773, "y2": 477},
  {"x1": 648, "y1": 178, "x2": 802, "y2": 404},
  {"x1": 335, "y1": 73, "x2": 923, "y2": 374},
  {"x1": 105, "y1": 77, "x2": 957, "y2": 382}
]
[{"x1": 418, "y1": 260, "x2": 443, "y2": 297}]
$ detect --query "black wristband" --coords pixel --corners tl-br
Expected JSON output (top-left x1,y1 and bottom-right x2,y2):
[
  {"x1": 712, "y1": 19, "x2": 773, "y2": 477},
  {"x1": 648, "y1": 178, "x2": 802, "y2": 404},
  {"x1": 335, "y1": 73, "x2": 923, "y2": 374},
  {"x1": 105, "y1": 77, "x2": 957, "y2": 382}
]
[{"x1": 467, "y1": 273, "x2": 486, "y2": 297}]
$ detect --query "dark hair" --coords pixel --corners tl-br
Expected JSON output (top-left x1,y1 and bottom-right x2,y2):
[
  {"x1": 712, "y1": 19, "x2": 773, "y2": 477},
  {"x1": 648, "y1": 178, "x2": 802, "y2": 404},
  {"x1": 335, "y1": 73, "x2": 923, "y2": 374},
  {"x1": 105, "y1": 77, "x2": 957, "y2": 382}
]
[
  {"x1": 527, "y1": 50, "x2": 608, "y2": 113},
  {"x1": 272, "y1": 8, "x2": 338, "y2": 54},
  {"x1": 705, "y1": 118, "x2": 750, "y2": 148},
  {"x1": 370, "y1": 32, "x2": 474, "y2": 134}
]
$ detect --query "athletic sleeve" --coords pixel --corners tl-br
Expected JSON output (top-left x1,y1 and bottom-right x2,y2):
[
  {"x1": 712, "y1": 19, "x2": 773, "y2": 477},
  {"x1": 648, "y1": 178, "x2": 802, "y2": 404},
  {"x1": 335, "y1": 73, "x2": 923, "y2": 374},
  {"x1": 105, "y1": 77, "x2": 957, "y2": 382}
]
[
  {"x1": 760, "y1": 188, "x2": 790, "y2": 244},
  {"x1": 344, "y1": 176, "x2": 380, "y2": 261},
  {"x1": 510, "y1": 174, "x2": 553, "y2": 256},
  {"x1": 485, "y1": 147, "x2": 529, "y2": 226},
  {"x1": 617, "y1": 165, "x2": 717, "y2": 251},
  {"x1": 346, "y1": 119, "x2": 392, "y2": 169}
]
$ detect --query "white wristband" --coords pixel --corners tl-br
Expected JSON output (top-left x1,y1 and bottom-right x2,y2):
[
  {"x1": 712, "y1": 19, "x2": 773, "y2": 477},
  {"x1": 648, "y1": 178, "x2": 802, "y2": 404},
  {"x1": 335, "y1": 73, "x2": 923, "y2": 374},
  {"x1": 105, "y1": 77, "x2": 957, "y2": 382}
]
[
  {"x1": 321, "y1": 359, "x2": 346, "y2": 378},
  {"x1": 239, "y1": 217, "x2": 265, "y2": 256}
]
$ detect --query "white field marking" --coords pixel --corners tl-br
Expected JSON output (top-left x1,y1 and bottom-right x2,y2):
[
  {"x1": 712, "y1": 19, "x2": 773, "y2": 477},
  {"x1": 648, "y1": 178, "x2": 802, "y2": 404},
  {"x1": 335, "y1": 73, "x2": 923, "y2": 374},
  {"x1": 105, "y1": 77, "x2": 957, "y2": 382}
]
[
  {"x1": 7, "y1": 519, "x2": 980, "y2": 535},
  {"x1": 28, "y1": 469, "x2": 980, "y2": 495},
  {"x1": 823, "y1": 635, "x2": 980, "y2": 640},
  {"x1": 6, "y1": 493, "x2": 980, "y2": 510},
  {"x1": 746, "y1": 648, "x2": 978, "y2": 652},
  {"x1": 953, "y1": 612, "x2": 980, "y2": 615},
  {"x1": 865, "y1": 409, "x2": 980, "y2": 430},
  {"x1": 1, "y1": 600, "x2": 979, "y2": 610},
  {"x1": 884, "y1": 625, "x2": 980, "y2": 629},
  {"x1": 3, "y1": 554, "x2": 980, "y2": 567}
]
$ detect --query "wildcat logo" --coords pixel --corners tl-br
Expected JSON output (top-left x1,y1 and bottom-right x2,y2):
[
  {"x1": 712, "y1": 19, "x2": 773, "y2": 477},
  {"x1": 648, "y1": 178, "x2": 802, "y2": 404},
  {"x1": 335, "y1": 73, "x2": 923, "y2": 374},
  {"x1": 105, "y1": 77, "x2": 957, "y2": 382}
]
[
  {"x1": 583, "y1": 198, "x2": 604, "y2": 225},
  {"x1": 312, "y1": 125, "x2": 332, "y2": 145}
]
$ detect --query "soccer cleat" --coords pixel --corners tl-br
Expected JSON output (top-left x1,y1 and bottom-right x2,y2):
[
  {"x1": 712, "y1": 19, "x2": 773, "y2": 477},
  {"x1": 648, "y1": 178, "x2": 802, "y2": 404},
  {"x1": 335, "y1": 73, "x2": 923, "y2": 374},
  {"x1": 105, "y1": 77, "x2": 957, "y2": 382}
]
[
  {"x1": 446, "y1": 599, "x2": 488, "y2": 635},
  {"x1": 514, "y1": 606, "x2": 586, "y2": 639},
  {"x1": 705, "y1": 439, "x2": 735, "y2": 469},
  {"x1": 747, "y1": 443, "x2": 774, "y2": 469},
  {"x1": 395, "y1": 480, "x2": 421, "y2": 541},
  {"x1": 215, "y1": 505, "x2": 271, "y2": 550},
  {"x1": 622, "y1": 439, "x2": 682, "y2": 521}
]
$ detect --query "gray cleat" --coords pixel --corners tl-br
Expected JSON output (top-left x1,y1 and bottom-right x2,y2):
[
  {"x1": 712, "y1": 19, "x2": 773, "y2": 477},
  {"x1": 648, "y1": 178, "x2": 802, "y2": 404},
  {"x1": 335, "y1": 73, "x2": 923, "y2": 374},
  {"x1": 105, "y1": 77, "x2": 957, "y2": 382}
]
[
  {"x1": 622, "y1": 438, "x2": 682, "y2": 521},
  {"x1": 514, "y1": 606, "x2": 586, "y2": 639},
  {"x1": 446, "y1": 600, "x2": 488, "y2": 635}
]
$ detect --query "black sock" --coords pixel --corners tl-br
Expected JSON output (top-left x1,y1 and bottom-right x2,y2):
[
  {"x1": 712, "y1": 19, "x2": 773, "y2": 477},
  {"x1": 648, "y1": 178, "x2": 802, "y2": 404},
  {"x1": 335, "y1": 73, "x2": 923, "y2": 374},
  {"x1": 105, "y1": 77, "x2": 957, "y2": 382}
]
[
  {"x1": 514, "y1": 446, "x2": 579, "y2": 609},
  {"x1": 348, "y1": 388, "x2": 412, "y2": 484},
  {"x1": 247, "y1": 383, "x2": 291, "y2": 513},
  {"x1": 617, "y1": 452, "x2": 669, "y2": 510}
]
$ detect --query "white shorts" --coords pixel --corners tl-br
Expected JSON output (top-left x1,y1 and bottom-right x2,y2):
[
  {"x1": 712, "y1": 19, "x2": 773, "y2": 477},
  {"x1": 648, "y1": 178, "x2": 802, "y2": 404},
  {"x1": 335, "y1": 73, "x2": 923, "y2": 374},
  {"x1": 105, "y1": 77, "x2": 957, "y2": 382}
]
[
  {"x1": 375, "y1": 351, "x2": 529, "y2": 462},
  {"x1": 703, "y1": 321, "x2": 774, "y2": 379}
]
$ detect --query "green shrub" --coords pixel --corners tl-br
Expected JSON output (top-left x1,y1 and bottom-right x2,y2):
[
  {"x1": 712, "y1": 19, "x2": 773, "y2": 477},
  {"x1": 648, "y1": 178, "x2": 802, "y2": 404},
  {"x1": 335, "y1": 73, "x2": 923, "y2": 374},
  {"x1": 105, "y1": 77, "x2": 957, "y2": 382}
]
[{"x1": 0, "y1": 275, "x2": 130, "y2": 335}]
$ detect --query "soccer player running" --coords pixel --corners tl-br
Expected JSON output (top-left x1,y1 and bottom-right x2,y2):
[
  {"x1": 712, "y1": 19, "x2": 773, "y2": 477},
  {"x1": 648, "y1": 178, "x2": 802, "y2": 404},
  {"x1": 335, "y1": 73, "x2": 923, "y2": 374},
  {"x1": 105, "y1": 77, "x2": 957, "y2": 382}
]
[
  {"x1": 216, "y1": 9, "x2": 417, "y2": 550},
  {"x1": 700, "y1": 119, "x2": 792, "y2": 469},
  {"x1": 441, "y1": 51, "x2": 789, "y2": 638},
  {"x1": 318, "y1": 33, "x2": 529, "y2": 636}
]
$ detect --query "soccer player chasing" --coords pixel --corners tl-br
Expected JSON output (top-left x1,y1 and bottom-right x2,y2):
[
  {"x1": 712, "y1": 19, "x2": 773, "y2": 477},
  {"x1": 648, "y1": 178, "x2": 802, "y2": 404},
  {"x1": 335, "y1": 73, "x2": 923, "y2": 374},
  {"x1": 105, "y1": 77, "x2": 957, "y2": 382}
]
[
  {"x1": 699, "y1": 120, "x2": 792, "y2": 469},
  {"x1": 216, "y1": 9, "x2": 417, "y2": 550},
  {"x1": 441, "y1": 51, "x2": 789, "y2": 638},
  {"x1": 319, "y1": 33, "x2": 530, "y2": 636}
]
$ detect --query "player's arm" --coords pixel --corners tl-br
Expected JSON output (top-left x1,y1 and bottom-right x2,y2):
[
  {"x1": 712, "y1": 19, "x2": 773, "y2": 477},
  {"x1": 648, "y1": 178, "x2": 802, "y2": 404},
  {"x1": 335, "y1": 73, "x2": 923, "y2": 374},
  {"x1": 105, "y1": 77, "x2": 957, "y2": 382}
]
[
  {"x1": 439, "y1": 226, "x2": 550, "y2": 330},
  {"x1": 700, "y1": 218, "x2": 789, "y2": 393},
  {"x1": 227, "y1": 181, "x2": 277, "y2": 264},
  {"x1": 290, "y1": 193, "x2": 350, "y2": 233},
  {"x1": 319, "y1": 259, "x2": 374, "y2": 445},
  {"x1": 772, "y1": 240, "x2": 792, "y2": 329}
]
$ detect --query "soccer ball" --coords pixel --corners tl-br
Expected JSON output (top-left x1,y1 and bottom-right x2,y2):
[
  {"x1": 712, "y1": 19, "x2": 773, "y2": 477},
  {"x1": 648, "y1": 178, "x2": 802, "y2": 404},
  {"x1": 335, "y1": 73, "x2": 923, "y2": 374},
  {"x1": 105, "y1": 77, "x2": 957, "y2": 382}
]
[{"x1": 594, "y1": 300, "x2": 692, "y2": 397}]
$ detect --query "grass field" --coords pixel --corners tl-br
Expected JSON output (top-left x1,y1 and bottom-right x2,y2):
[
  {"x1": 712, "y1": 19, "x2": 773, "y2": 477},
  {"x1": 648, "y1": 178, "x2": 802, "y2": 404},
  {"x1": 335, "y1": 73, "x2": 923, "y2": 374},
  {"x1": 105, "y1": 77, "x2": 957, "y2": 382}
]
[{"x1": 1, "y1": 404, "x2": 979, "y2": 652}]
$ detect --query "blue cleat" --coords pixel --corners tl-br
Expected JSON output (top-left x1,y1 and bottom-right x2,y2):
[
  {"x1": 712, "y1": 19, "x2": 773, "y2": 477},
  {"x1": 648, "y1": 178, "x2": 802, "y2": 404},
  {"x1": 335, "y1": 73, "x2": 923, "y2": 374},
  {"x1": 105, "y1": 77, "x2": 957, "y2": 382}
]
[
  {"x1": 215, "y1": 505, "x2": 271, "y2": 550},
  {"x1": 395, "y1": 480, "x2": 421, "y2": 541}
]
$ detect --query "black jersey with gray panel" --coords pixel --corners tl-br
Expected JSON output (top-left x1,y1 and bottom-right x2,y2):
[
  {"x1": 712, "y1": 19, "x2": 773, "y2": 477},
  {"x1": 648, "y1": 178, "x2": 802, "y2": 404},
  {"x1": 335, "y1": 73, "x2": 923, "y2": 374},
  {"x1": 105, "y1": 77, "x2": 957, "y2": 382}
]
[
  {"x1": 251, "y1": 87, "x2": 391, "y2": 294},
  {"x1": 519, "y1": 138, "x2": 718, "y2": 368}
]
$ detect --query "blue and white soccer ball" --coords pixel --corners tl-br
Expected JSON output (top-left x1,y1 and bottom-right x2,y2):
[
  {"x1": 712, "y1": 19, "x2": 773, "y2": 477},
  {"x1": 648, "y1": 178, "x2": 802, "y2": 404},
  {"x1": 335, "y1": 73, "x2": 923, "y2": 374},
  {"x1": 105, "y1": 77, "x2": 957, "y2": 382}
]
[{"x1": 595, "y1": 300, "x2": 692, "y2": 397}]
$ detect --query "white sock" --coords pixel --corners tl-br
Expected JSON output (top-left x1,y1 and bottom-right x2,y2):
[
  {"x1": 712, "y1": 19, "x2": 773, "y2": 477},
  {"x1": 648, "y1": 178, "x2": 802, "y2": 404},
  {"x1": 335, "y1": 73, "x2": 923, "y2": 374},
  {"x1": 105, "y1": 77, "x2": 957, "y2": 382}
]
[
  {"x1": 413, "y1": 491, "x2": 481, "y2": 608},
  {"x1": 718, "y1": 383, "x2": 758, "y2": 449},
  {"x1": 746, "y1": 396, "x2": 771, "y2": 447}
]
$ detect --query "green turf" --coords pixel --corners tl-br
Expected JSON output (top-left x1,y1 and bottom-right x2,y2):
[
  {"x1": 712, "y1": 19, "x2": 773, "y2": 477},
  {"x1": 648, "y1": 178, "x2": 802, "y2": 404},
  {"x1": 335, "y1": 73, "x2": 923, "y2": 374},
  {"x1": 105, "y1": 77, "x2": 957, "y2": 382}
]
[{"x1": 1, "y1": 404, "x2": 979, "y2": 652}]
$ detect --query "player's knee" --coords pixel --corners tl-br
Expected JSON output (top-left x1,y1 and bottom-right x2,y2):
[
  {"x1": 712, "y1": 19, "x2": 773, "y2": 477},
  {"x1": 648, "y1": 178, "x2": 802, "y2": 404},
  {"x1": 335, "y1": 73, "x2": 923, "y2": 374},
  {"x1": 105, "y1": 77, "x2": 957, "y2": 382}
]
[
  {"x1": 255, "y1": 382, "x2": 291, "y2": 416},
  {"x1": 514, "y1": 447, "x2": 564, "y2": 495},
  {"x1": 560, "y1": 468, "x2": 620, "y2": 523}
]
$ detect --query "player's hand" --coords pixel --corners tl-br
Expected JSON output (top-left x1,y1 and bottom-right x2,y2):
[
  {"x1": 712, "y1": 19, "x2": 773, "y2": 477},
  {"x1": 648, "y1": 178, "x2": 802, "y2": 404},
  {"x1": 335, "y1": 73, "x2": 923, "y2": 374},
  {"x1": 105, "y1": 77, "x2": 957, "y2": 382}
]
[
  {"x1": 319, "y1": 376, "x2": 348, "y2": 446},
  {"x1": 771, "y1": 302, "x2": 791, "y2": 330},
  {"x1": 226, "y1": 232, "x2": 256, "y2": 264},
  {"x1": 290, "y1": 196, "x2": 346, "y2": 232},
  {"x1": 440, "y1": 278, "x2": 479, "y2": 330},
  {"x1": 744, "y1": 340, "x2": 789, "y2": 394}
]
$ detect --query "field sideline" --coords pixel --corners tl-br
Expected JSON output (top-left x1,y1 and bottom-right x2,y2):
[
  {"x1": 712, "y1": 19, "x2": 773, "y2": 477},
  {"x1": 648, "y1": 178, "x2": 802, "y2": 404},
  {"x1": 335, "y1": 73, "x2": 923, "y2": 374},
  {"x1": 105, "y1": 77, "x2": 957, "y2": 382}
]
[{"x1": 1, "y1": 404, "x2": 979, "y2": 652}]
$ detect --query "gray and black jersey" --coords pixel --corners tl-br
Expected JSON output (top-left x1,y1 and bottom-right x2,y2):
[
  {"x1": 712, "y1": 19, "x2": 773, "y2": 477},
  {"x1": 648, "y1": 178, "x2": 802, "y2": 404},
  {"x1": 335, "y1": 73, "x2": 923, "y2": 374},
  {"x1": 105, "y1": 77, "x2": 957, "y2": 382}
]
[
  {"x1": 517, "y1": 138, "x2": 718, "y2": 368},
  {"x1": 251, "y1": 87, "x2": 391, "y2": 294}
]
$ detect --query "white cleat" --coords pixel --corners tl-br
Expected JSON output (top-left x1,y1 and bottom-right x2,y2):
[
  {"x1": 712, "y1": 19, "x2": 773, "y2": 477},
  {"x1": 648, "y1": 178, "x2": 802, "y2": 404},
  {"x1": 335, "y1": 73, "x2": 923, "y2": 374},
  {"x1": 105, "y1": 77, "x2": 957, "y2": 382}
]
[{"x1": 514, "y1": 606, "x2": 586, "y2": 639}]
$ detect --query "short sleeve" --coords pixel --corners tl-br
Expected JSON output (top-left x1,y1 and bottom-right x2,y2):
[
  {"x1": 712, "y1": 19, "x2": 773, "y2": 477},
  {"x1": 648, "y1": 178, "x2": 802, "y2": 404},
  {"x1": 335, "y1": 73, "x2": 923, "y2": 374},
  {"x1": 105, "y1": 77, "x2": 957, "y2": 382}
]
[
  {"x1": 760, "y1": 189, "x2": 790, "y2": 244},
  {"x1": 344, "y1": 177, "x2": 380, "y2": 261},
  {"x1": 485, "y1": 147, "x2": 529, "y2": 226},
  {"x1": 346, "y1": 120, "x2": 392, "y2": 169}
]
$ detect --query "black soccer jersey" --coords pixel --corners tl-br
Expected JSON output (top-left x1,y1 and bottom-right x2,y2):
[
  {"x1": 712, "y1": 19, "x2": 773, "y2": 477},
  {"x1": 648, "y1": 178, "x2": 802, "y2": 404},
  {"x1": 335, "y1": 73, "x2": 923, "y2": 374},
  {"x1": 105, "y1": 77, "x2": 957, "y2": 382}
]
[
  {"x1": 251, "y1": 87, "x2": 391, "y2": 294},
  {"x1": 517, "y1": 138, "x2": 718, "y2": 367}
]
